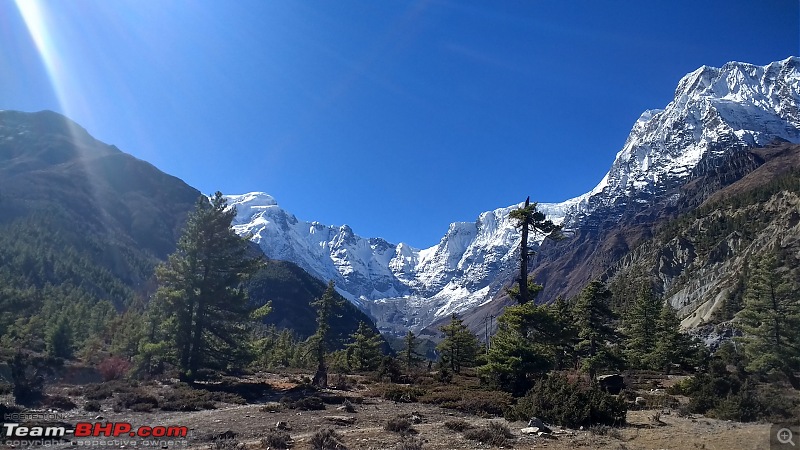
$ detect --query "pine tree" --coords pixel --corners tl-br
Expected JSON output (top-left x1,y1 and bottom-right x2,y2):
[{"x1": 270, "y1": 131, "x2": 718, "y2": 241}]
[
  {"x1": 46, "y1": 317, "x2": 73, "y2": 359},
  {"x1": 736, "y1": 252, "x2": 800, "y2": 387},
  {"x1": 401, "y1": 331, "x2": 423, "y2": 372},
  {"x1": 149, "y1": 193, "x2": 262, "y2": 381},
  {"x1": 346, "y1": 321, "x2": 384, "y2": 372},
  {"x1": 551, "y1": 296, "x2": 578, "y2": 370},
  {"x1": 273, "y1": 328, "x2": 298, "y2": 368},
  {"x1": 651, "y1": 302, "x2": 695, "y2": 373},
  {"x1": 508, "y1": 197, "x2": 563, "y2": 304},
  {"x1": 309, "y1": 280, "x2": 345, "y2": 387},
  {"x1": 623, "y1": 285, "x2": 661, "y2": 369},
  {"x1": 437, "y1": 314, "x2": 480, "y2": 374},
  {"x1": 574, "y1": 280, "x2": 620, "y2": 381},
  {"x1": 479, "y1": 301, "x2": 561, "y2": 394},
  {"x1": 720, "y1": 277, "x2": 746, "y2": 321}
]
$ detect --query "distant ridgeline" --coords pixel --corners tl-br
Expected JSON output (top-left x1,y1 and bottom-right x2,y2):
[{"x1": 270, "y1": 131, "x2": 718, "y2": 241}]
[{"x1": 0, "y1": 110, "x2": 380, "y2": 362}]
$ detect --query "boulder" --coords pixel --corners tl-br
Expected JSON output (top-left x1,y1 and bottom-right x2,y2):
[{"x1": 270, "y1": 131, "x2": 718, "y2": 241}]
[
  {"x1": 597, "y1": 374, "x2": 625, "y2": 394},
  {"x1": 527, "y1": 417, "x2": 552, "y2": 433}
]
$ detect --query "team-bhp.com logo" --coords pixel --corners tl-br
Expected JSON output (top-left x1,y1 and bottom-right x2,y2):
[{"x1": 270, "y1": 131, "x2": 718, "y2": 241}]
[{"x1": 3, "y1": 422, "x2": 189, "y2": 438}]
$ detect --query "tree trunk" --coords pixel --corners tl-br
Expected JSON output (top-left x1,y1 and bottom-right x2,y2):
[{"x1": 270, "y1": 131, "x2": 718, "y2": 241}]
[
  {"x1": 518, "y1": 197, "x2": 531, "y2": 304},
  {"x1": 312, "y1": 361, "x2": 328, "y2": 388}
]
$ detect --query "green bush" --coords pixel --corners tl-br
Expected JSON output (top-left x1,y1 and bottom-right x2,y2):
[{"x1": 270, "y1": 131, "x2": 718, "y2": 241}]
[
  {"x1": 295, "y1": 396, "x2": 325, "y2": 410},
  {"x1": 280, "y1": 395, "x2": 325, "y2": 410},
  {"x1": 675, "y1": 360, "x2": 798, "y2": 422},
  {"x1": 10, "y1": 352, "x2": 45, "y2": 405},
  {"x1": 509, "y1": 374, "x2": 627, "y2": 428},
  {"x1": 160, "y1": 385, "x2": 215, "y2": 411},
  {"x1": 374, "y1": 384, "x2": 426, "y2": 403}
]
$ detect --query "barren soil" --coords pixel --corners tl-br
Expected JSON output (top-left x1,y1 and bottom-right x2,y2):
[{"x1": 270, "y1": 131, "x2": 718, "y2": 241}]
[{"x1": 3, "y1": 372, "x2": 777, "y2": 450}]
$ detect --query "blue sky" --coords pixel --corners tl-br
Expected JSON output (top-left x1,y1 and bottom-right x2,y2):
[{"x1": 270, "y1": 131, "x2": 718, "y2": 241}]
[{"x1": 1, "y1": 1, "x2": 798, "y2": 248}]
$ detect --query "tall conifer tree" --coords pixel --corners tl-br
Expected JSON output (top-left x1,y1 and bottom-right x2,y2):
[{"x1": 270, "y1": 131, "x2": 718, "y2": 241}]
[
  {"x1": 736, "y1": 252, "x2": 800, "y2": 387},
  {"x1": 508, "y1": 197, "x2": 563, "y2": 304},
  {"x1": 437, "y1": 314, "x2": 480, "y2": 374},
  {"x1": 309, "y1": 281, "x2": 344, "y2": 387},
  {"x1": 623, "y1": 285, "x2": 661, "y2": 368},
  {"x1": 345, "y1": 321, "x2": 384, "y2": 372},
  {"x1": 574, "y1": 280, "x2": 620, "y2": 381},
  {"x1": 150, "y1": 192, "x2": 262, "y2": 380}
]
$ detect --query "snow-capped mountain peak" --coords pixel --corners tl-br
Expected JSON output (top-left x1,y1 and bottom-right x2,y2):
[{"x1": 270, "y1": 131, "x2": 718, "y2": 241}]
[{"x1": 228, "y1": 58, "x2": 800, "y2": 332}]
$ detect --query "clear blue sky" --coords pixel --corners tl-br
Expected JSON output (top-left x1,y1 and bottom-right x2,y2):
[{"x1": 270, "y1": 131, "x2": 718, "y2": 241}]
[{"x1": 1, "y1": 1, "x2": 797, "y2": 248}]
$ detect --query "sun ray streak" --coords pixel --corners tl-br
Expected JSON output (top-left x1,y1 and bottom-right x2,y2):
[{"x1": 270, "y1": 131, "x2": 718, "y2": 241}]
[{"x1": 14, "y1": 0, "x2": 111, "y2": 245}]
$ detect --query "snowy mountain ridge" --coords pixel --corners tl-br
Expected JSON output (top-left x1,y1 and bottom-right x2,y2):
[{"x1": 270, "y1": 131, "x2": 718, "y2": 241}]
[{"x1": 227, "y1": 57, "x2": 800, "y2": 332}]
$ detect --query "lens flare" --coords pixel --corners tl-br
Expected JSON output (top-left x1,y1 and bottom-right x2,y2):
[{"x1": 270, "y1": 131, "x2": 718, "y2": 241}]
[
  {"x1": 14, "y1": 0, "x2": 109, "y2": 234},
  {"x1": 14, "y1": 0, "x2": 71, "y2": 116}
]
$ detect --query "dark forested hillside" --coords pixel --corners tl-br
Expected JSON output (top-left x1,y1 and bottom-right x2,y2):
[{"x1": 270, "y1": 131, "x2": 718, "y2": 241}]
[
  {"x1": 248, "y1": 260, "x2": 385, "y2": 344},
  {"x1": 0, "y1": 110, "x2": 381, "y2": 359},
  {"x1": 0, "y1": 110, "x2": 203, "y2": 352}
]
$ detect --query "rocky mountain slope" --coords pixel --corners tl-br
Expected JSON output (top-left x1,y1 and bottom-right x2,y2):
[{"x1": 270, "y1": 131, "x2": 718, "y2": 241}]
[
  {"x1": 229, "y1": 57, "x2": 800, "y2": 334},
  {"x1": 609, "y1": 143, "x2": 800, "y2": 328}
]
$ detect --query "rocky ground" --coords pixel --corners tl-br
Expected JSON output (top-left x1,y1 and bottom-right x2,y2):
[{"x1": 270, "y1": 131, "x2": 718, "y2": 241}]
[{"x1": 1, "y1": 372, "x2": 778, "y2": 450}]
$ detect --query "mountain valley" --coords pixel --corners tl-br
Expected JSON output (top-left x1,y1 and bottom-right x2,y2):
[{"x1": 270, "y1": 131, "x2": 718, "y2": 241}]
[{"x1": 225, "y1": 57, "x2": 800, "y2": 336}]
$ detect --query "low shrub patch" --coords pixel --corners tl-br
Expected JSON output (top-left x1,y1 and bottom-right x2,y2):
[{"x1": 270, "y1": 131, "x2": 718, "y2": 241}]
[
  {"x1": 385, "y1": 415, "x2": 415, "y2": 435},
  {"x1": 295, "y1": 396, "x2": 325, "y2": 410},
  {"x1": 160, "y1": 385, "x2": 215, "y2": 411},
  {"x1": 373, "y1": 384, "x2": 426, "y2": 403},
  {"x1": 443, "y1": 419, "x2": 473, "y2": 432},
  {"x1": 203, "y1": 377, "x2": 269, "y2": 403},
  {"x1": 310, "y1": 428, "x2": 347, "y2": 450},
  {"x1": 84, "y1": 400, "x2": 102, "y2": 412},
  {"x1": 280, "y1": 395, "x2": 325, "y2": 410},
  {"x1": 395, "y1": 436, "x2": 424, "y2": 450},
  {"x1": 44, "y1": 395, "x2": 76, "y2": 411},
  {"x1": 115, "y1": 390, "x2": 159, "y2": 411},
  {"x1": 676, "y1": 360, "x2": 799, "y2": 422},
  {"x1": 589, "y1": 425, "x2": 623, "y2": 439},
  {"x1": 463, "y1": 422, "x2": 514, "y2": 447},
  {"x1": 419, "y1": 385, "x2": 512, "y2": 416},
  {"x1": 261, "y1": 429, "x2": 292, "y2": 449},
  {"x1": 83, "y1": 379, "x2": 139, "y2": 400}
]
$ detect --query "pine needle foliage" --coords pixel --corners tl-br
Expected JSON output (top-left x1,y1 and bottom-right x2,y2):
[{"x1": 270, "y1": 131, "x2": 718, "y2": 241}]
[
  {"x1": 736, "y1": 251, "x2": 800, "y2": 387},
  {"x1": 346, "y1": 321, "x2": 384, "y2": 372},
  {"x1": 149, "y1": 193, "x2": 263, "y2": 380}
]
